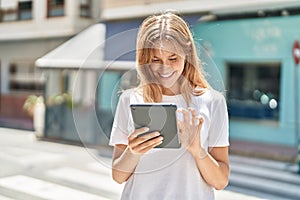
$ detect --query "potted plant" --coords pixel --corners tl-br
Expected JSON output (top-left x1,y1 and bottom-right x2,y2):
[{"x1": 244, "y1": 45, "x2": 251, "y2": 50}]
[
  {"x1": 23, "y1": 95, "x2": 45, "y2": 137},
  {"x1": 23, "y1": 95, "x2": 39, "y2": 117}
]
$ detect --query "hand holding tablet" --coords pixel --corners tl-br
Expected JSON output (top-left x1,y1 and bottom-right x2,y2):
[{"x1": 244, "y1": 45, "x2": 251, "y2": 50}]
[{"x1": 130, "y1": 104, "x2": 181, "y2": 148}]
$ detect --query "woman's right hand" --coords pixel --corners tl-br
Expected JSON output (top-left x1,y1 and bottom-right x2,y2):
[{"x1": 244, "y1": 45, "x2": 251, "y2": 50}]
[{"x1": 127, "y1": 127, "x2": 163, "y2": 155}]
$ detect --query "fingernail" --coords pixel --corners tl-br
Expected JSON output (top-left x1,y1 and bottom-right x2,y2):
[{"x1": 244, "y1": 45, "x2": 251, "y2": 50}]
[
  {"x1": 199, "y1": 118, "x2": 203, "y2": 125},
  {"x1": 144, "y1": 127, "x2": 149, "y2": 131},
  {"x1": 188, "y1": 107, "x2": 194, "y2": 111},
  {"x1": 154, "y1": 132, "x2": 160, "y2": 136},
  {"x1": 176, "y1": 112, "x2": 183, "y2": 122},
  {"x1": 177, "y1": 108, "x2": 183, "y2": 112}
]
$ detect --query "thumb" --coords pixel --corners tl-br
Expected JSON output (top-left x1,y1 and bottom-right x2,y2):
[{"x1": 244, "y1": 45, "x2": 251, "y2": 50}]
[
  {"x1": 197, "y1": 117, "x2": 204, "y2": 133},
  {"x1": 177, "y1": 121, "x2": 182, "y2": 133}
]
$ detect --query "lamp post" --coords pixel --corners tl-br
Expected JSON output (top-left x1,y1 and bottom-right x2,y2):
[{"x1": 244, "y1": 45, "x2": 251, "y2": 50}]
[{"x1": 292, "y1": 40, "x2": 300, "y2": 174}]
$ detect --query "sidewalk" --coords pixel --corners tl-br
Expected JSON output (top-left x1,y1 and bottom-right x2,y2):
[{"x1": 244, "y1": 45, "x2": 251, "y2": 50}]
[
  {"x1": 0, "y1": 127, "x2": 123, "y2": 200},
  {"x1": 3, "y1": 126, "x2": 296, "y2": 162},
  {"x1": 230, "y1": 139, "x2": 298, "y2": 163},
  {"x1": 0, "y1": 127, "x2": 299, "y2": 200}
]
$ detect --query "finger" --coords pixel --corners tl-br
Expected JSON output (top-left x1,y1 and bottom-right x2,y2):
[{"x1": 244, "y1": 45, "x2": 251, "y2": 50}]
[
  {"x1": 177, "y1": 121, "x2": 182, "y2": 131},
  {"x1": 129, "y1": 127, "x2": 149, "y2": 140},
  {"x1": 129, "y1": 131, "x2": 160, "y2": 148},
  {"x1": 138, "y1": 140, "x2": 163, "y2": 154},
  {"x1": 135, "y1": 136, "x2": 163, "y2": 153},
  {"x1": 188, "y1": 107, "x2": 198, "y2": 125},
  {"x1": 141, "y1": 136, "x2": 163, "y2": 150},
  {"x1": 199, "y1": 117, "x2": 204, "y2": 126},
  {"x1": 188, "y1": 107, "x2": 196, "y2": 114},
  {"x1": 176, "y1": 109, "x2": 183, "y2": 122},
  {"x1": 196, "y1": 117, "x2": 204, "y2": 133},
  {"x1": 180, "y1": 108, "x2": 190, "y2": 124},
  {"x1": 139, "y1": 131, "x2": 160, "y2": 141}
]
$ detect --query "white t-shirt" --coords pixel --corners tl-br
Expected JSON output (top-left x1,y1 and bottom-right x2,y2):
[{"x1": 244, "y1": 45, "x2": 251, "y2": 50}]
[{"x1": 109, "y1": 88, "x2": 229, "y2": 200}]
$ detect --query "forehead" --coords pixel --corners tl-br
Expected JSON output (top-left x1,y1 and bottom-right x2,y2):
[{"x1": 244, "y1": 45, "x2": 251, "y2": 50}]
[{"x1": 151, "y1": 40, "x2": 184, "y2": 57}]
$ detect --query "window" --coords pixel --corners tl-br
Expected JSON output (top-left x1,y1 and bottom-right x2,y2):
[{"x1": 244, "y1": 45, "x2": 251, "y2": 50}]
[
  {"x1": 0, "y1": 0, "x2": 18, "y2": 22},
  {"x1": 97, "y1": 69, "x2": 138, "y2": 111},
  {"x1": 80, "y1": 0, "x2": 91, "y2": 18},
  {"x1": 47, "y1": 0, "x2": 64, "y2": 17},
  {"x1": 96, "y1": 69, "x2": 138, "y2": 137},
  {"x1": 18, "y1": 1, "x2": 32, "y2": 20},
  {"x1": 0, "y1": 0, "x2": 32, "y2": 22},
  {"x1": 9, "y1": 61, "x2": 45, "y2": 94},
  {"x1": 227, "y1": 62, "x2": 281, "y2": 120},
  {"x1": 0, "y1": 9, "x2": 18, "y2": 22}
]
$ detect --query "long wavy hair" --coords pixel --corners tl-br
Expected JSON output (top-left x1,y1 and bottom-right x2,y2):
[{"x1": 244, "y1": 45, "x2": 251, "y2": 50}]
[{"x1": 136, "y1": 12, "x2": 209, "y2": 106}]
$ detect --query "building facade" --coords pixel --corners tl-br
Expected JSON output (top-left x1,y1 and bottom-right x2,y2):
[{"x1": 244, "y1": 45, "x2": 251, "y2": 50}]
[
  {"x1": 99, "y1": 0, "x2": 300, "y2": 151},
  {"x1": 0, "y1": 0, "x2": 101, "y2": 130},
  {"x1": 194, "y1": 12, "x2": 300, "y2": 148},
  {"x1": 4, "y1": 0, "x2": 300, "y2": 157}
]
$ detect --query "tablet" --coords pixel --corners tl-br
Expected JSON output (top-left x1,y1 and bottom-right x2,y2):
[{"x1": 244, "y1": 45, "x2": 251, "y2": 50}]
[{"x1": 130, "y1": 104, "x2": 181, "y2": 148}]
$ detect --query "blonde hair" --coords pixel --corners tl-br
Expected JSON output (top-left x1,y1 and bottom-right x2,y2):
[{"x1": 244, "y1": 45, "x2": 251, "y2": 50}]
[{"x1": 136, "y1": 12, "x2": 209, "y2": 106}]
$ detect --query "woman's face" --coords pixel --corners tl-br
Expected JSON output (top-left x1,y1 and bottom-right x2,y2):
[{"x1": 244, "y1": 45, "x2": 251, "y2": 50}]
[{"x1": 149, "y1": 42, "x2": 185, "y2": 95}]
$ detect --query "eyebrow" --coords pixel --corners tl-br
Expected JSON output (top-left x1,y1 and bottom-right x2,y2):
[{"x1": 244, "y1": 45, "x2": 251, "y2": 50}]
[
  {"x1": 169, "y1": 54, "x2": 177, "y2": 57},
  {"x1": 153, "y1": 53, "x2": 177, "y2": 58}
]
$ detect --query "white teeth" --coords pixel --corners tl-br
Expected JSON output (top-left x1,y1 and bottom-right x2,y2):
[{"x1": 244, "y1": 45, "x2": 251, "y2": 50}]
[{"x1": 159, "y1": 72, "x2": 174, "y2": 78}]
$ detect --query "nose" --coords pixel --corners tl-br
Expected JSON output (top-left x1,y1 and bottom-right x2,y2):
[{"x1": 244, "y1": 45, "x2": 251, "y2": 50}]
[
  {"x1": 160, "y1": 59, "x2": 172, "y2": 69},
  {"x1": 158, "y1": 63, "x2": 172, "y2": 73}
]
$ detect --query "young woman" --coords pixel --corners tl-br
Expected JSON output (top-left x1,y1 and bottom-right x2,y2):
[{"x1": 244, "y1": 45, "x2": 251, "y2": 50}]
[{"x1": 109, "y1": 12, "x2": 230, "y2": 200}]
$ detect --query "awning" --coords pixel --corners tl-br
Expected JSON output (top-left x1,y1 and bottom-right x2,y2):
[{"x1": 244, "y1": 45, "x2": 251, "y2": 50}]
[{"x1": 35, "y1": 23, "x2": 106, "y2": 69}]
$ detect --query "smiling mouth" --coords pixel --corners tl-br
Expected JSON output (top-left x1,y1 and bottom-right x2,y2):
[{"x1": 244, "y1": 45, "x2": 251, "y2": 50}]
[{"x1": 159, "y1": 71, "x2": 175, "y2": 78}]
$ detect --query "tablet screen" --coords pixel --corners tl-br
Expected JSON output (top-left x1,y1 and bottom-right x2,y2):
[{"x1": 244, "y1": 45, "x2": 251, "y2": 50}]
[{"x1": 130, "y1": 104, "x2": 181, "y2": 148}]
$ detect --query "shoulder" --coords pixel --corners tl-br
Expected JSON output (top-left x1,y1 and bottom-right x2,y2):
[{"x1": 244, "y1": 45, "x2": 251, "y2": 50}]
[
  {"x1": 192, "y1": 88, "x2": 226, "y2": 105},
  {"x1": 206, "y1": 89, "x2": 226, "y2": 103},
  {"x1": 118, "y1": 88, "x2": 142, "y2": 104}
]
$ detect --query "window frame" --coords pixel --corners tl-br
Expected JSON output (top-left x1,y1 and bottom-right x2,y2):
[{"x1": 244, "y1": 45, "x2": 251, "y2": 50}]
[
  {"x1": 0, "y1": 7, "x2": 18, "y2": 22},
  {"x1": 226, "y1": 61, "x2": 281, "y2": 121},
  {"x1": 8, "y1": 60, "x2": 45, "y2": 94},
  {"x1": 47, "y1": 0, "x2": 65, "y2": 18},
  {"x1": 80, "y1": 0, "x2": 92, "y2": 18},
  {"x1": 0, "y1": 0, "x2": 33, "y2": 22},
  {"x1": 18, "y1": 1, "x2": 33, "y2": 21}
]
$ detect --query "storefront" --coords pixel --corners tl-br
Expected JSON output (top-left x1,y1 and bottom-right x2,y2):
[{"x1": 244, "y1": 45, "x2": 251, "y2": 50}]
[
  {"x1": 193, "y1": 14, "x2": 300, "y2": 147},
  {"x1": 36, "y1": 23, "x2": 109, "y2": 145}
]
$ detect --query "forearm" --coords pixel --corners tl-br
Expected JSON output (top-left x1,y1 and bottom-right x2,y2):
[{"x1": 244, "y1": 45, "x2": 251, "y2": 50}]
[
  {"x1": 112, "y1": 147, "x2": 141, "y2": 184},
  {"x1": 192, "y1": 149, "x2": 230, "y2": 190}
]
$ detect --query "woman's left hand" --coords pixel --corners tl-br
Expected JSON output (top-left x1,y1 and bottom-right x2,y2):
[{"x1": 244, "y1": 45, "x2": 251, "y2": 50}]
[{"x1": 177, "y1": 107, "x2": 204, "y2": 156}]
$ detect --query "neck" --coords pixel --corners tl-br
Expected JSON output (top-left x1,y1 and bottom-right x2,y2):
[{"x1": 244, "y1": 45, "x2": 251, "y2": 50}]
[{"x1": 162, "y1": 86, "x2": 180, "y2": 96}]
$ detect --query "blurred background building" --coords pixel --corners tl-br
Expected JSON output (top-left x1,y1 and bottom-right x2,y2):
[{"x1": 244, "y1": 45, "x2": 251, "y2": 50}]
[
  {"x1": 0, "y1": 0, "x2": 101, "y2": 130},
  {"x1": 1, "y1": 0, "x2": 300, "y2": 162}
]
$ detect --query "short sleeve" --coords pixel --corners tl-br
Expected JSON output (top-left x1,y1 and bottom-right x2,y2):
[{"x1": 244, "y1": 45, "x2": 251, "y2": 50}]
[
  {"x1": 208, "y1": 93, "x2": 230, "y2": 147},
  {"x1": 109, "y1": 90, "x2": 132, "y2": 146}
]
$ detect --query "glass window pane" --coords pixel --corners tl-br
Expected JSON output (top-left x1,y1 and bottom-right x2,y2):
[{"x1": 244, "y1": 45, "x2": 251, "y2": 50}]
[
  {"x1": 2, "y1": 11, "x2": 18, "y2": 21},
  {"x1": 48, "y1": 0, "x2": 64, "y2": 17},
  {"x1": 97, "y1": 69, "x2": 138, "y2": 111},
  {"x1": 80, "y1": 0, "x2": 91, "y2": 17},
  {"x1": 18, "y1": 1, "x2": 32, "y2": 20},
  {"x1": 97, "y1": 71, "x2": 121, "y2": 111},
  {"x1": 227, "y1": 63, "x2": 281, "y2": 120},
  {"x1": 49, "y1": 8, "x2": 64, "y2": 16},
  {"x1": 9, "y1": 61, "x2": 45, "y2": 94}
]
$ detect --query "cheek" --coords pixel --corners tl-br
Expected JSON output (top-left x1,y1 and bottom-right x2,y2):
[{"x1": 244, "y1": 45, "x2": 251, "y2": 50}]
[
  {"x1": 150, "y1": 64, "x2": 161, "y2": 73},
  {"x1": 173, "y1": 60, "x2": 185, "y2": 73},
  {"x1": 150, "y1": 64, "x2": 157, "y2": 72}
]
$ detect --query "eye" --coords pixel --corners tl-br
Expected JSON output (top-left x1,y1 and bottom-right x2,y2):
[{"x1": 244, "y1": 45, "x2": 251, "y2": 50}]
[
  {"x1": 169, "y1": 57, "x2": 177, "y2": 62},
  {"x1": 152, "y1": 58, "x2": 161, "y2": 63}
]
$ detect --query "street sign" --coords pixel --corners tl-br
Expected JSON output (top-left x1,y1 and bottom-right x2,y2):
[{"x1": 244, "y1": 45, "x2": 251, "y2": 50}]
[{"x1": 293, "y1": 40, "x2": 300, "y2": 65}]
